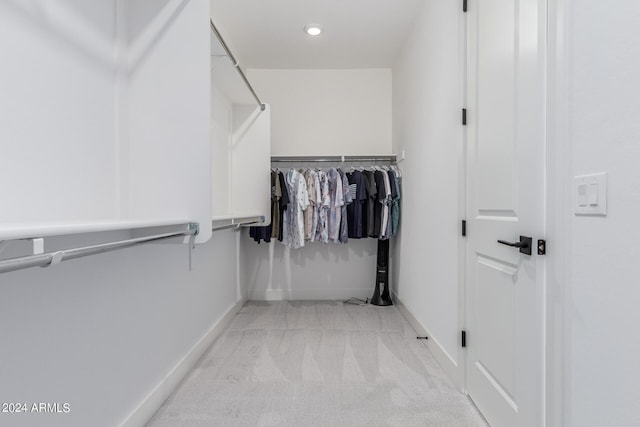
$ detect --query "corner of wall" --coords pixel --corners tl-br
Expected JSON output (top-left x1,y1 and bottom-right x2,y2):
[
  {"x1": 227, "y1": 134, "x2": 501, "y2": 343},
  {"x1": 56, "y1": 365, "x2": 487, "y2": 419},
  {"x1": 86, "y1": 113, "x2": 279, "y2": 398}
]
[
  {"x1": 393, "y1": 292, "x2": 464, "y2": 391},
  {"x1": 120, "y1": 297, "x2": 245, "y2": 427},
  {"x1": 390, "y1": 0, "x2": 465, "y2": 393}
]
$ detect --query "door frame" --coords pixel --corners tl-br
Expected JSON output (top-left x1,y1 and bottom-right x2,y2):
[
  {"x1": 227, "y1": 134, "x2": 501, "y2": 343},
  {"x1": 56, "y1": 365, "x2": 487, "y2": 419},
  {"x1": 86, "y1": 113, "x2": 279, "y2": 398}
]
[
  {"x1": 457, "y1": 0, "x2": 469, "y2": 395},
  {"x1": 545, "y1": 0, "x2": 570, "y2": 425}
]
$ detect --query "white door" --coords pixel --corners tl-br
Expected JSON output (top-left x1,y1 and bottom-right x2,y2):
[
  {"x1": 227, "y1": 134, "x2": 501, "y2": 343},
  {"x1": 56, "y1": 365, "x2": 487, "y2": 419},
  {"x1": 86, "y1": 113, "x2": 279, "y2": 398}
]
[{"x1": 465, "y1": 0, "x2": 546, "y2": 426}]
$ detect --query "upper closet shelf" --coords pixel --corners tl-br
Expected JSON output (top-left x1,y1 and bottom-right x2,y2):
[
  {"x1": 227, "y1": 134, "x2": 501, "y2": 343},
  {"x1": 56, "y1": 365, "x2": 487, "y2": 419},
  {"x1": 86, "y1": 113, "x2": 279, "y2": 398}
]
[{"x1": 0, "y1": 219, "x2": 197, "y2": 242}]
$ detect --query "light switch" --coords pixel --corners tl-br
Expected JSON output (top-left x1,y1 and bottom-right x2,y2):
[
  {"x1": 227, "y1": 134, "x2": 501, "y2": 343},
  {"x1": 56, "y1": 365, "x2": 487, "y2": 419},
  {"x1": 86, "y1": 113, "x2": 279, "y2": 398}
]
[
  {"x1": 578, "y1": 184, "x2": 588, "y2": 206},
  {"x1": 574, "y1": 173, "x2": 607, "y2": 216},
  {"x1": 588, "y1": 183, "x2": 599, "y2": 205}
]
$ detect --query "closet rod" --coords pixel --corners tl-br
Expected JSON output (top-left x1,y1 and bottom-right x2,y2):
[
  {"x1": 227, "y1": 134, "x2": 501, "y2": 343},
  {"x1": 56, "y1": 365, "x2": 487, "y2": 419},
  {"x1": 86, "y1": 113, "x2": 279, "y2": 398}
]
[
  {"x1": 210, "y1": 18, "x2": 265, "y2": 111},
  {"x1": 211, "y1": 215, "x2": 265, "y2": 232},
  {"x1": 212, "y1": 221, "x2": 260, "y2": 232},
  {"x1": 0, "y1": 224, "x2": 198, "y2": 275},
  {"x1": 271, "y1": 155, "x2": 397, "y2": 163}
]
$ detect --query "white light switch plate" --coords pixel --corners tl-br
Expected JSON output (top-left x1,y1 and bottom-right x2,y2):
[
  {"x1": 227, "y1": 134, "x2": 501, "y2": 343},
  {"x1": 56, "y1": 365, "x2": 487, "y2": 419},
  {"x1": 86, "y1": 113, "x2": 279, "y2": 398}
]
[{"x1": 574, "y1": 173, "x2": 607, "y2": 216}]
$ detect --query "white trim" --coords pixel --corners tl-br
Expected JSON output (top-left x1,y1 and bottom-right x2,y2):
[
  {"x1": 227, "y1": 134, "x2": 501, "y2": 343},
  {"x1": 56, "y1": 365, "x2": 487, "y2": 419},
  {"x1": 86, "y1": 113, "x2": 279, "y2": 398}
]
[
  {"x1": 119, "y1": 298, "x2": 246, "y2": 427},
  {"x1": 0, "y1": 219, "x2": 194, "y2": 241},
  {"x1": 252, "y1": 288, "x2": 372, "y2": 301},
  {"x1": 545, "y1": 0, "x2": 569, "y2": 425},
  {"x1": 393, "y1": 291, "x2": 463, "y2": 391}
]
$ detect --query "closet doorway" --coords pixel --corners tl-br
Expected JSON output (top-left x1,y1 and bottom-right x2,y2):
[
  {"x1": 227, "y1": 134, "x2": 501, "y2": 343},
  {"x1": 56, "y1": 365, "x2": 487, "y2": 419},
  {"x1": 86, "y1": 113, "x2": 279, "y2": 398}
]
[{"x1": 465, "y1": 0, "x2": 547, "y2": 426}]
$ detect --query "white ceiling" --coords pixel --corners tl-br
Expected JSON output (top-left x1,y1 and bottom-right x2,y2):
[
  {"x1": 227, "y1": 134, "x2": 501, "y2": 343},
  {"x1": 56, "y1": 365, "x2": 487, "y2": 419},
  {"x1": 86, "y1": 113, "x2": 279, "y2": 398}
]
[{"x1": 210, "y1": 0, "x2": 426, "y2": 69}]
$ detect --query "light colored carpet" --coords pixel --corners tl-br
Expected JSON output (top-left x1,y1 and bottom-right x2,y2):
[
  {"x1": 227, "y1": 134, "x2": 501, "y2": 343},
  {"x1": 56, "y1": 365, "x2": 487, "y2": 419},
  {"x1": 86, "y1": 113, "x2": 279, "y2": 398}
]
[{"x1": 146, "y1": 301, "x2": 488, "y2": 427}]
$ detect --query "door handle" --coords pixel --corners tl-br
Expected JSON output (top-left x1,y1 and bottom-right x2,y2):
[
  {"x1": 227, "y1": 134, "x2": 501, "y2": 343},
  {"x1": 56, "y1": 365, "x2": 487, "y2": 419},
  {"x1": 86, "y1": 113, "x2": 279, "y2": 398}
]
[
  {"x1": 497, "y1": 236, "x2": 532, "y2": 256},
  {"x1": 497, "y1": 240, "x2": 527, "y2": 248}
]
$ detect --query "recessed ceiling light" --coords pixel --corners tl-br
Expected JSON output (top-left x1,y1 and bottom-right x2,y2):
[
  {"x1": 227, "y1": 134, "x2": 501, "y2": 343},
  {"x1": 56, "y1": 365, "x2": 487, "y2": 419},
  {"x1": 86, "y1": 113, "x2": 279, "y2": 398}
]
[{"x1": 304, "y1": 24, "x2": 322, "y2": 36}]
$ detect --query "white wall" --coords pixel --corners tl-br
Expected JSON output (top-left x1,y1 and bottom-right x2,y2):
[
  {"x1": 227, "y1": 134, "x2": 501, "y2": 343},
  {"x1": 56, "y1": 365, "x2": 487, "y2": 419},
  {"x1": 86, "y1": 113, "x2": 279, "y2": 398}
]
[
  {"x1": 0, "y1": 0, "x2": 212, "y2": 243},
  {"x1": 548, "y1": 1, "x2": 640, "y2": 425},
  {"x1": 211, "y1": 52, "x2": 271, "y2": 222},
  {"x1": 0, "y1": 230, "x2": 242, "y2": 427},
  {"x1": 0, "y1": 1, "x2": 244, "y2": 426},
  {"x1": 211, "y1": 86, "x2": 272, "y2": 220},
  {"x1": 122, "y1": 0, "x2": 212, "y2": 242},
  {"x1": 248, "y1": 69, "x2": 392, "y2": 156},
  {"x1": 242, "y1": 68, "x2": 392, "y2": 300},
  {"x1": 230, "y1": 104, "x2": 272, "y2": 222},
  {"x1": 211, "y1": 84, "x2": 233, "y2": 216},
  {"x1": 391, "y1": 0, "x2": 464, "y2": 386},
  {"x1": 0, "y1": 0, "x2": 118, "y2": 223},
  {"x1": 244, "y1": 238, "x2": 378, "y2": 301}
]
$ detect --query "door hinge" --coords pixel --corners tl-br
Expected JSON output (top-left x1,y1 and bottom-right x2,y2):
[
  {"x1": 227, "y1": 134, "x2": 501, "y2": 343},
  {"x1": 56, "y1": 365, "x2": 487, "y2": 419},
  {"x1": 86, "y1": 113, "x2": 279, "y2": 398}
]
[
  {"x1": 462, "y1": 108, "x2": 467, "y2": 125},
  {"x1": 461, "y1": 220, "x2": 467, "y2": 237},
  {"x1": 461, "y1": 330, "x2": 467, "y2": 348},
  {"x1": 537, "y1": 239, "x2": 546, "y2": 255},
  {"x1": 463, "y1": 0, "x2": 468, "y2": 13}
]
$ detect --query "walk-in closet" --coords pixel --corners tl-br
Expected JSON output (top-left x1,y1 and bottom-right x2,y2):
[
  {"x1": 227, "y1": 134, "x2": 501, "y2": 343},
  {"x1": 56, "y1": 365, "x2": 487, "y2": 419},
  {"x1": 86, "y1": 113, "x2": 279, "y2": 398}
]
[{"x1": 2, "y1": 0, "x2": 640, "y2": 426}]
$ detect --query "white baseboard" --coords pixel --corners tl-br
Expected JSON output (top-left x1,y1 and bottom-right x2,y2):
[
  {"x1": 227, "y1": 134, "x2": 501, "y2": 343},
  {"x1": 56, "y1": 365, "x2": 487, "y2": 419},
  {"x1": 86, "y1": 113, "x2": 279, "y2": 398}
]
[
  {"x1": 392, "y1": 291, "x2": 463, "y2": 391},
  {"x1": 119, "y1": 298, "x2": 246, "y2": 427},
  {"x1": 251, "y1": 288, "x2": 372, "y2": 301}
]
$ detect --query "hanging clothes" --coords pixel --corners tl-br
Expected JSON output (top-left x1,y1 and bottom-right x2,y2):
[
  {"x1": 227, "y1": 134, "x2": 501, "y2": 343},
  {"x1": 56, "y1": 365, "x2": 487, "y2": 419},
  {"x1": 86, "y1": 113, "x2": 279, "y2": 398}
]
[
  {"x1": 270, "y1": 170, "x2": 281, "y2": 239},
  {"x1": 337, "y1": 168, "x2": 352, "y2": 243},
  {"x1": 372, "y1": 170, "x2": 387, "y2": 238},
  {"x1": 345, "y1": 170, "x2": 368, "y2": 239},
  {"x1": 282, "y1": 169, "x2": 309, "y2": 249},
  {"x1": 249, "y1": 171, "x2": 277, "y2": 243},
  {"x1": 327, "y1": 168, "x2": 344, "y2": 243},
  {"x1": 277, "y1": 171, "x2": 290, "y2": 242},
  {"x1": 248, "y1": 162, "x2": 402, "y2": 248},
  {"x1": 381, "y1": 169, "x2": 398, "y2": 239},
  {"x1": 303, "y1": 169, "x2": 320, "y2": 241},
  {"x1": 381, "y1": 169, "x2": 391, "y2": 239},
  {"x1": 314, "y1": 169, "x2": 331, "y2": 243},
  {"x1": 363, "y1": 170, "x2": 377, "y2": 237},
  {"x1": 390, "y1": 168, "x2": 401, "y2": 235}
]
